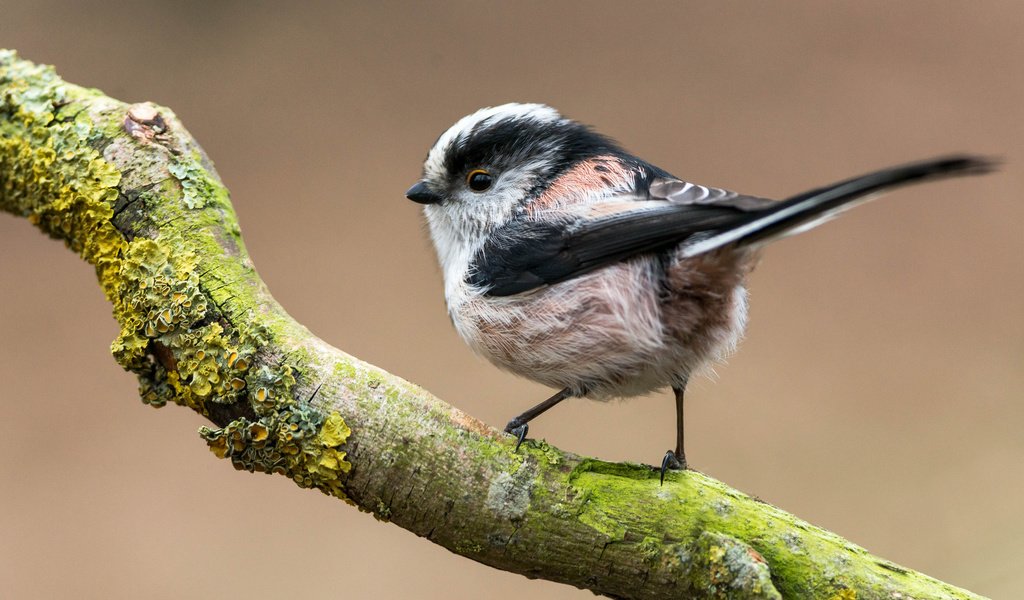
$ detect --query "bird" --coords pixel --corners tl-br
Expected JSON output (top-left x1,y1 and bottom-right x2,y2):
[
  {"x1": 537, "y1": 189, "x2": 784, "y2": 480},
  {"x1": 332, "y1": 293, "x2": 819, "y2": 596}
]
[{"x1": 405, "y1": 103, "x2": 994, "y2": 482}]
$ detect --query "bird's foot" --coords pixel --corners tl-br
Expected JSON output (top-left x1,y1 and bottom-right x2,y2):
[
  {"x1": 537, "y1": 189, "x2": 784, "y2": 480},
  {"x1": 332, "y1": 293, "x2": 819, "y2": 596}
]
[
  {"x1": 503, "y1": 419, "x2": 529, "y2": 452},
  {"x1": 660, "y1": 450, "x2": 687, "y2": 485}
]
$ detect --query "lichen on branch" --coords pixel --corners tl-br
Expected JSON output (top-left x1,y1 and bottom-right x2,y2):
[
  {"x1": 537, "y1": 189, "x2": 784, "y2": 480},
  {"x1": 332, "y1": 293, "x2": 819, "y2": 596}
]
[
  {"x1": 0, "y1": 49, "x2": 988, "y2": 600},
  {"x1": 0, "y1": 49, "x2": 354, "y2": 500}
]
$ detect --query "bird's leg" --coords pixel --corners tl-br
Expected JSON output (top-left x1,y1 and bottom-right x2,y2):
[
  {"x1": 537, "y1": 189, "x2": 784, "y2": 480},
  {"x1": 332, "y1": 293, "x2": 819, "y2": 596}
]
[
  {"x1": 661, "y1": 379, "x2": 689, "y2": 484},
  {"x1": 504, "y1": 387, "x2": 573, "y2": 452},
  {"x1": 673, "y1": 382, "x2": 687, "y2": 466}
]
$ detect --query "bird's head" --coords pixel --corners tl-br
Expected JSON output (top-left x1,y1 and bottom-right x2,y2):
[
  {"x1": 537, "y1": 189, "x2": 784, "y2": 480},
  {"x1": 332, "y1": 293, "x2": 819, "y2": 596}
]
[{"x1": 407, "y1": 103, "x2": 626, "y2": 247}]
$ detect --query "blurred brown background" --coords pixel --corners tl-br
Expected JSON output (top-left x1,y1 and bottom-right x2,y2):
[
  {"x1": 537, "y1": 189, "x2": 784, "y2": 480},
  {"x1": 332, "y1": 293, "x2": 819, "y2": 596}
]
[{"x1": 1, "y1": 2, "x2": 1021, "y2": 598}]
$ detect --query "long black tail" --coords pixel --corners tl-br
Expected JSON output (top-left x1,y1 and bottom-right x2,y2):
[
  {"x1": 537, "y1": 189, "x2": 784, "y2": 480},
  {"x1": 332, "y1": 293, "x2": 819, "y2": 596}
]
[{"x1": 682, "y1": 156, "x2": 997, "y2": 257}]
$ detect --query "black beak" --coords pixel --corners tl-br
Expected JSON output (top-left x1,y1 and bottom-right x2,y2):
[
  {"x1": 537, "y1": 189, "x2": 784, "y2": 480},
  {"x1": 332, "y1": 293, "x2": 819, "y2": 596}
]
[{"x1": 405, "y1": 181, "x2": 443, "y2": 205}]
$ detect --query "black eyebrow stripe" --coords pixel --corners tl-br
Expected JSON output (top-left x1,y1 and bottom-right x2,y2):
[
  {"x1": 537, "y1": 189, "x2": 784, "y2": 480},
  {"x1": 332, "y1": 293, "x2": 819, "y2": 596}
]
[{"x1": 442, "y1": 117, "x2": 628, "y2": 180}]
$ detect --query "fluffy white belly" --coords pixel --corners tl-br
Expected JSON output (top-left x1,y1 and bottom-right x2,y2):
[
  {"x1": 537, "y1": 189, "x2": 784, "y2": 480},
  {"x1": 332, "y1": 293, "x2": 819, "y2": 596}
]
[{"x1": 449, "y1": 252, "x2": 750, "y2": 399}]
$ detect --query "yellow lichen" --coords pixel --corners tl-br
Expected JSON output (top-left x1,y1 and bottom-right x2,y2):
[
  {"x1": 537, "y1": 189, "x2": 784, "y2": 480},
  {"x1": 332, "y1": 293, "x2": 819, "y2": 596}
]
[
  {"x1": 2, "y1": 50, "x2": 355, "y2": 507},
  {"x1": 198, "y1": 410, "x2": 353, "y2": 500},
  {"x1": 247, "y1": 364, "x2": 297, "y2": 416},
  {"x1": 320, "y1": 412, "x2": 352, "y2": 447},
  {"x1": 111, "y1": 238, "x2": 206, "y2": 358}
]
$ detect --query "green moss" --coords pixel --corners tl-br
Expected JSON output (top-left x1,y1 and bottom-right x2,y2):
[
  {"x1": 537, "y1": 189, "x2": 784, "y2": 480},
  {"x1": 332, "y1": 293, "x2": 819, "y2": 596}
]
[
  {"x1": 333, "y1": 360, "x2": 357, "y2": 379},
  {"x1": 560, "y1": 462, "x2": 987, "y2": 598},
  {"x1": 570, "y1": 457, "x2": 656, "y2": 483},
  {"x1": 527, "y1": 439, "x2": 563, "y2": 467},
  {"x1": 636, "y1": 536, "x2": 664, "y2": 561}
]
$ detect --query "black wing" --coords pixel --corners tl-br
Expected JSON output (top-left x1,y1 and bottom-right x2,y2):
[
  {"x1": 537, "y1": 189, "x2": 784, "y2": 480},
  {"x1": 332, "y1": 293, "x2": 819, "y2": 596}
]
[{"x1": 467, "y1": 201, "x2": 749, "y2": 296}]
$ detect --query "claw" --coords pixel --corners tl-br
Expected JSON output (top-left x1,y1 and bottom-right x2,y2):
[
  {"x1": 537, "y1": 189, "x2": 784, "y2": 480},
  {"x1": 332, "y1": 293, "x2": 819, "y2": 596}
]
[
  {"x1": 501, "y1": 388, "x2": 571, "y2": 454},
  {"x1": 660, "y1": 450, "x2": 684, "y2": 485},
  {"x1": 507, "y1": 423, "x2": 529, "y2": 452}
]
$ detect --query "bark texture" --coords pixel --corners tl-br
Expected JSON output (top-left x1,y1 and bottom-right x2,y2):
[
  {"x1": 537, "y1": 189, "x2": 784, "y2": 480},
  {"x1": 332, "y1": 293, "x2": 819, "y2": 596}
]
[{"x1": 0, "y1": 50, "x2": 986, "y2": 600}]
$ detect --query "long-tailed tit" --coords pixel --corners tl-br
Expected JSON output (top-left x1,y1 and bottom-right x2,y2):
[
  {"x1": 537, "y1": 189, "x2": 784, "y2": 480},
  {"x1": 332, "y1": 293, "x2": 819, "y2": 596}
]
[{"x1": 406, "y1": 103, "x2": 993, "y2": 482}]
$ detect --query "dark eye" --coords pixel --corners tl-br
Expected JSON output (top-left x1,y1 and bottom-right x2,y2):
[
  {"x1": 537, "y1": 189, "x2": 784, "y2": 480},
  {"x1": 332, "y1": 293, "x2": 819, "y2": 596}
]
[{"x1": 466, "y1": 169, "x2": 493, "y2": 192}]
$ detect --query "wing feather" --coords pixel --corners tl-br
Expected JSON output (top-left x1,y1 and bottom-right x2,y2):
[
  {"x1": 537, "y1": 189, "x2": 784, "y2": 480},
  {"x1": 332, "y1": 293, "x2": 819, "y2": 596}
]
[
  {"x1": 467, "y1": 156, "x2": 994, "y2": 297},
  {"x1": 468, "y1": 200, "x2": 746, "y2": 296}
]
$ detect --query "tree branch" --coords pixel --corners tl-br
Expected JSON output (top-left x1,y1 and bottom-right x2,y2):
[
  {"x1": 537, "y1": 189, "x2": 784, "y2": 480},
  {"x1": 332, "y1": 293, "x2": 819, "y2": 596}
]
[{"x1": 0, "y1": 50, "x2": 986, "y2": 600}]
